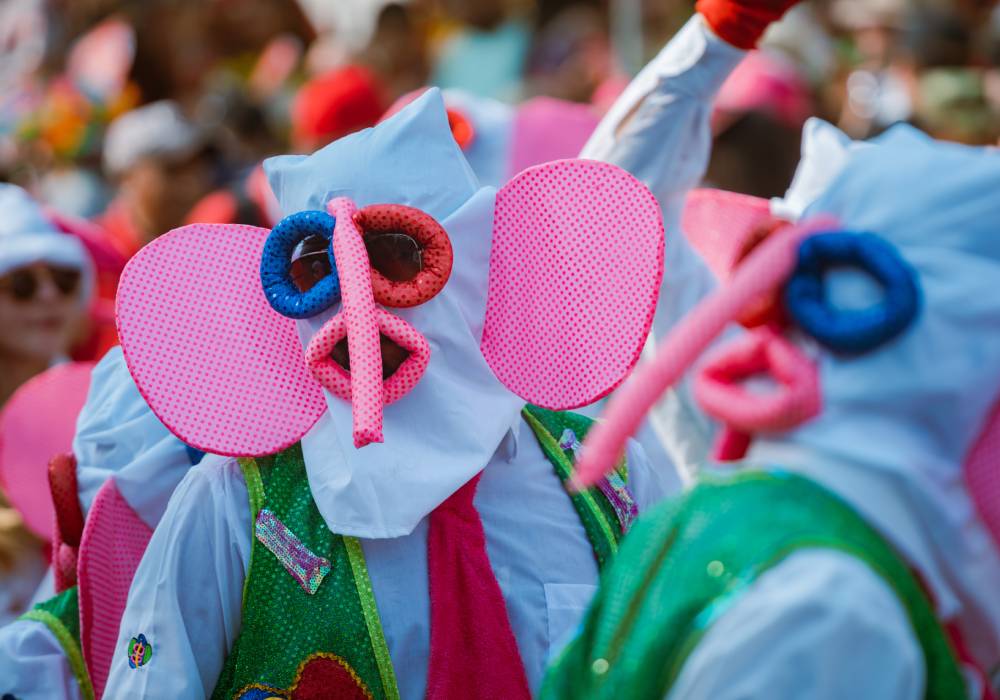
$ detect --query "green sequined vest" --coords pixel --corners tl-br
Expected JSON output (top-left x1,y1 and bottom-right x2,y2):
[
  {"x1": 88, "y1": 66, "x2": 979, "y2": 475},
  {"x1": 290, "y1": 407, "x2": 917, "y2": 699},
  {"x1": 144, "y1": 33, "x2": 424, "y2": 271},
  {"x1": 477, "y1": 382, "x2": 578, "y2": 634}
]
[
  {"x1": 214, "y1": 405, "x2": 633, "y2": 700},
  {"x1": 20, "y1": 586, "x2": 96, "y2": 700},
  {"x1": 541, "y1": 470, "x2": 968, "y2": 700}
]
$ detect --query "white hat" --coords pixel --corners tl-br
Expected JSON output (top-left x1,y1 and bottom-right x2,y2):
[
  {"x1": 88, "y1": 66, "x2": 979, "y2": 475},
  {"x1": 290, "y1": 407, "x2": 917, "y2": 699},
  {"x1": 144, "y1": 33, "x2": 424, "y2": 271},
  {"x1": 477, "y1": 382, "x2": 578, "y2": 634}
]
[
  {"x1": 0, "y1": 184, "x2": 93, "y2": 300},
  {"x1": 102, "y1": 100, "x2": 204, "y2": 177}
]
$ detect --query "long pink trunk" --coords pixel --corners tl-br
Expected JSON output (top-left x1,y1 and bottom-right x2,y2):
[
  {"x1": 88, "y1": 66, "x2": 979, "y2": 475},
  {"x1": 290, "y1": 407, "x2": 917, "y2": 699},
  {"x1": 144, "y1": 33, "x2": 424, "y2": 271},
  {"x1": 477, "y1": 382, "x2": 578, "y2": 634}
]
[{"x1": 327, "y1": 197, "x2": 384, "y2": 447}]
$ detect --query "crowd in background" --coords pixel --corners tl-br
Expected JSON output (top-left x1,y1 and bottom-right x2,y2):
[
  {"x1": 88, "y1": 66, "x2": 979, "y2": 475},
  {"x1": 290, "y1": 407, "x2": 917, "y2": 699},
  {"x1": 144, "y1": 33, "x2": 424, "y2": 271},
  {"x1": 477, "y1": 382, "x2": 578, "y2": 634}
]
[{"x1": 1, "y1": 0, "x2": 1000, "y2": 616}]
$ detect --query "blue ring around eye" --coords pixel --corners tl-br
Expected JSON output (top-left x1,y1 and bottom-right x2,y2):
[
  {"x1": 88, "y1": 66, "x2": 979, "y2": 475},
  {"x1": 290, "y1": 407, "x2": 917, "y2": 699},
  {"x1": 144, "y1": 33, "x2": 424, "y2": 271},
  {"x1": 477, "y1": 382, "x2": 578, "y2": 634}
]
[
  {"x1": 784, "y1": 231, "x2": 920, "y2": 355},
  {"x1": 260, "y1": 210, "x2": 340, "y2": 319}
]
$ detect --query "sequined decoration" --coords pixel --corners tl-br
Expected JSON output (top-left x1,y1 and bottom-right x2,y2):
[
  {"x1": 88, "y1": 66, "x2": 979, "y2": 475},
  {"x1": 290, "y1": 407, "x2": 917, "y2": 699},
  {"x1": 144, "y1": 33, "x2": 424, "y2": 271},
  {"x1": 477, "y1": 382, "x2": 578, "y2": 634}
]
[
  {"x1": 255, "y1": 508, "x2": 332, "y2": 595},
  {"x1": 559, "y1": 428, "x2": 637, "y2": 533},
  {"x1": 559, "y1": 428, "x2": 581, "y2": 453},
  {"x1": 599, "y1": 471, "x2": 638, "y2": 534},
  {"x1": 127, "y1": 634, "x2": 152, "y2": 669}
]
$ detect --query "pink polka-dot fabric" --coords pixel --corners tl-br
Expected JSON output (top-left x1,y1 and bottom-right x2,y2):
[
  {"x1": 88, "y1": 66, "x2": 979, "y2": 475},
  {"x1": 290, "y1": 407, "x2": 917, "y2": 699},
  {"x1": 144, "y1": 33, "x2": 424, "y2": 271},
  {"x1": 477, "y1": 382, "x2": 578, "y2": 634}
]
[
  {"x1": 0, "y1": 362, "x2": 93, "y2": 539},
  {"x1": 115, "y1": 223, "x2": 326, "y2": 457},
  {"x1": 326, "y1": 198, "x2": 384, "y2": 447},
  {"x1": 305, "y1": 307, "x2": 430, "y2": 407},
  {"x1": 682, "y1": 188, "x2": 775, "y2": 280},
  {"x1": 964, "y1": 397, "x2": 1000, "y2": 551},
  {"x1": 481, "y1": 159, "x2": 664, "y2": 410},
  {"x1": 78, "y1": 479, "x2": 152, "y2": 700}
]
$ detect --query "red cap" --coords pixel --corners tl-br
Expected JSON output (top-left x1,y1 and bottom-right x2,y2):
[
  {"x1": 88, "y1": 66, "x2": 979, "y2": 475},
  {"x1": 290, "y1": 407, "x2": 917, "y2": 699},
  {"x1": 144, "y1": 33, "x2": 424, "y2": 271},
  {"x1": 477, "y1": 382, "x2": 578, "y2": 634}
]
[{"x1": 292, "y1": 65, "x2": 386, "y2": 150}]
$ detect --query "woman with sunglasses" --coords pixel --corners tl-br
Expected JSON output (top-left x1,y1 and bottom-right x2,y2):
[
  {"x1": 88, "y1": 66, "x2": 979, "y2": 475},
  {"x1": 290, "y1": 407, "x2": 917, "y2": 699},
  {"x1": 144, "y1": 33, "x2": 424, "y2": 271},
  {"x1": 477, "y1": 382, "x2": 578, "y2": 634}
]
[{"x1": 0, "y1": 184, "x2": 94, "y2": 408}]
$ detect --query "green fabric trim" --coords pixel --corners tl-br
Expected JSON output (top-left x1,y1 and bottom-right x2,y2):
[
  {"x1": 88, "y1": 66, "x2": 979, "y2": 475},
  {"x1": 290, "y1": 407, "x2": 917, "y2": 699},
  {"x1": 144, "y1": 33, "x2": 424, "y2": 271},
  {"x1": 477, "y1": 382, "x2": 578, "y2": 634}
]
[
  {"x1": 541, "y1": 470, "x2": 967, "y2": 700},
  {"x1": 345, "y1": 536, "x2": 400, "y2": 700},
  {"x1": 522, "y1": 405, "x2": 622, "y2": 567},
  {"x1": 22, "y1": 587, "x2": 95, "y2": 700},
  {"x1": 237, "y1": 457, "x2": 265, "y2": 608}
]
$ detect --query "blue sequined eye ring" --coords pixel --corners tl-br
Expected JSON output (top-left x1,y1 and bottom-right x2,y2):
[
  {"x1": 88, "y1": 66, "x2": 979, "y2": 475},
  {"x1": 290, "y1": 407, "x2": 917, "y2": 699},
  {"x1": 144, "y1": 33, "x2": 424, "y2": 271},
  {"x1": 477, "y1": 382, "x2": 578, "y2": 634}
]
[
  {"x1": 784, "y1": 231, "x2": 920, "y2": 355},
  {"x1": 260, "y1": 210, "x2": 340, "y2": 319}
]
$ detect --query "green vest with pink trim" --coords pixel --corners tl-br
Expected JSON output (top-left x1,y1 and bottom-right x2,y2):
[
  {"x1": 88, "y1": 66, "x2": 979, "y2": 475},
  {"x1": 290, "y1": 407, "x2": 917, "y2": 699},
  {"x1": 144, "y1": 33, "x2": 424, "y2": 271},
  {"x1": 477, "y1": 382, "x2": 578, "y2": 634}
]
[{"x1": 212, "y1": 405, "x2": 635, "y2": 700}]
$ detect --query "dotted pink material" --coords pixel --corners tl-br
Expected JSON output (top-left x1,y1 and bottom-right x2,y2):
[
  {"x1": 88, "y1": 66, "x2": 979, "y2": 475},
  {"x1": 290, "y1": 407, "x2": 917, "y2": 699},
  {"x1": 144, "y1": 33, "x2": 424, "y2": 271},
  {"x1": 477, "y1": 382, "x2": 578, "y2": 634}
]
[
  {"x1": 115, "y1": 223, "x2": 326, "y2": 457},
  {"x1": 695, "y1": 327, "x2": 821, "y2": 431},
  {"x1": 574, "y1": 216, "x2": 838, "y2": 486},
  {"x1": 681, "y1": 188, "x2": 775, "y2": 280},
  {"x1": 327, "y1": 198, "x2": 384, "y2": 447},
  {"x1": 305, "y1": 307, "x2": 431, "y2": 406},
  {"x1": 506, "y1": 97, "x2": 600, "y2": 179},
  {"x1": 481, "y1": 159, "x2": 664, "y2": 410},
  {"x1": 0, "y1": 362, "x2": 93, "y2": 539},
  {"x1": 964, "y1": 397, "x2": 1000, "y2": 551},
  {"x1": 77, "y1": 479, "x2": 152, "y2": 700}
]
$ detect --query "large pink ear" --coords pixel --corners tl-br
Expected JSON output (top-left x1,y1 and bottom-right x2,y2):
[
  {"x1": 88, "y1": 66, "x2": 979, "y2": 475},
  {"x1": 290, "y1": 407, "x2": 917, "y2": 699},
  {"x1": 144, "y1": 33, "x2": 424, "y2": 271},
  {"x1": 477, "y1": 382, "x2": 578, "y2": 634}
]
[
  {"x1": 0, "y1": 362, "x2": 93, "y2": 539},
  {"x1": 482, "y1": 159, "x2": 664, "y2": 409},
  {"x1": 78, "y1": 479, "x2": 151, "y2": 700},
  {"x1": 681, "y1": 188, "x2": 774, "y2": 280},
  {"x1": 116, "y1": 223, "x2": 326, "y2": 456}
]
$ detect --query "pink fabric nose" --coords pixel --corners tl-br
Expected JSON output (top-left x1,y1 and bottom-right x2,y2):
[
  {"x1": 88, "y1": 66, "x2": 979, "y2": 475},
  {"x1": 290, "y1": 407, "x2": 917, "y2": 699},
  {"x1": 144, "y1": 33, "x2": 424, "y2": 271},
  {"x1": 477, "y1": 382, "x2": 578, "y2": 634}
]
[
  {"x1": 325, "y1": 197, "x2": 384, "y2": 446},
  {"x1": 305, "y1": 197, "x2": 431, "y2": 448}
]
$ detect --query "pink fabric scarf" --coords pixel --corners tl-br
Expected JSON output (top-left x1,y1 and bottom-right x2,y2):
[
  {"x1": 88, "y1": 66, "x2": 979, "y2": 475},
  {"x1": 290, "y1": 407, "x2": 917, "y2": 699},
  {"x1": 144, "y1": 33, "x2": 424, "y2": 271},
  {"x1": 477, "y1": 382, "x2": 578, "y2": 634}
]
[{"x1": 426, "y1": 474, "x2": 531, "y2": 700}]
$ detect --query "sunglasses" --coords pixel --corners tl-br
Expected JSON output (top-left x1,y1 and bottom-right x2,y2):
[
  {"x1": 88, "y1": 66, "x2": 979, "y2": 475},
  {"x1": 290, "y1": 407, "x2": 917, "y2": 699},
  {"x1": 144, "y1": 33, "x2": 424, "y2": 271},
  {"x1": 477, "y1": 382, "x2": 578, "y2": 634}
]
[
  {"x1": 290, "y1": 232, "x2": 423, "y2": 293},
  {"x1": 262, "y1": 203, "x2": 453, "y2": 320},
  {"x1": 0, "y1": 266, "x2": 82, "y2": 302}
]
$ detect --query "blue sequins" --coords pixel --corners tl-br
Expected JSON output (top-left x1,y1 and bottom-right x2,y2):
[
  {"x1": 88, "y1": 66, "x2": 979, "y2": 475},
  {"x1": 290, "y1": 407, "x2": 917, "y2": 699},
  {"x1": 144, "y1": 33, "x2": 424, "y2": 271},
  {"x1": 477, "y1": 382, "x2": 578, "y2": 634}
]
[
  {"x1": 260, "y1": 210, "x2": 340, "y2": 319},
  {"x1": 784, "y1": 232, "x2": 920, "y2": 354}
]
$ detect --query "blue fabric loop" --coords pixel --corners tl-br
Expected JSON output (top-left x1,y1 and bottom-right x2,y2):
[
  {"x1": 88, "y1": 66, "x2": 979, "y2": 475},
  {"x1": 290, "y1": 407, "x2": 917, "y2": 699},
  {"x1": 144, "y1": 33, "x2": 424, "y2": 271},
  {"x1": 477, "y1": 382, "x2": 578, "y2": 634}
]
[
  {"x1": 260, "y1": 210, "x2": 340, "y2": 319},
  {"x1": 784, "y1": 232, "x2": 920, "y2": 355}
]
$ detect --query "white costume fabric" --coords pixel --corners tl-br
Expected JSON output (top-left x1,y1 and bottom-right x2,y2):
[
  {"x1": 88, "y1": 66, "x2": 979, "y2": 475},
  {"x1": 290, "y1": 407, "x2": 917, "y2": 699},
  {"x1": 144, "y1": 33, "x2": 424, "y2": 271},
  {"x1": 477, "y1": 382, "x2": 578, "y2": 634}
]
[
  {"x1": 0, "y1": 346, "x2": 198, "y2": 700},
  {"x1": 105, "y1": 90, "x2": 667, "y2": 698},
  {"x1": 587, "y1": 14, "x2": 1000, "y2": 697}
]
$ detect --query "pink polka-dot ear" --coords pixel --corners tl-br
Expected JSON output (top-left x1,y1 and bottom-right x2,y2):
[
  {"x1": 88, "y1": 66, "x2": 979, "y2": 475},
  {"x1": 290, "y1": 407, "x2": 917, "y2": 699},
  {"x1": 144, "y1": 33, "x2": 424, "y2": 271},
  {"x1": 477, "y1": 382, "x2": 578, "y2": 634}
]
[
  {"x1": 115, "y1": 223, "x2": 327, "y2": 457},
  {"x1": 481, "y1": 159, "x2": 664, "y2": 410}
]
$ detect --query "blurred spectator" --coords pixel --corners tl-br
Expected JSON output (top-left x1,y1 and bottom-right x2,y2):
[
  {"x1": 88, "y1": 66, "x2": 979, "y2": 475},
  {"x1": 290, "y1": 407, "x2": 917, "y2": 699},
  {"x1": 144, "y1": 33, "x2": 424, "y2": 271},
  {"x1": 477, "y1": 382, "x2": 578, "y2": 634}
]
[
  {"x1": 432, "y1": 0, "x2": 532, "y2": 100},
  {"x1": 98, "y1": 100, "x2": 220, "y2": 256},
  {"x1": 914, "y1": 67, "x2": 1000, "y2": 144},
  {"x1": 0, "y1": 500, "x2": 45, "y2": 627},
  {"x1": 525, "y1": 5, "x2": 614, "y2": 102},
  {"x1": 0, "y1": 184, "x2": 93, "y2": 407},
  {"x1": 359, "y1": 3, "x2": 431, "y2": 101},
  {"x1": 832, "y1": 0, "x2": 912, "y2": 137},
  {"x1": 207, "y1": 0, "x2": 315, "y2": 59}
]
